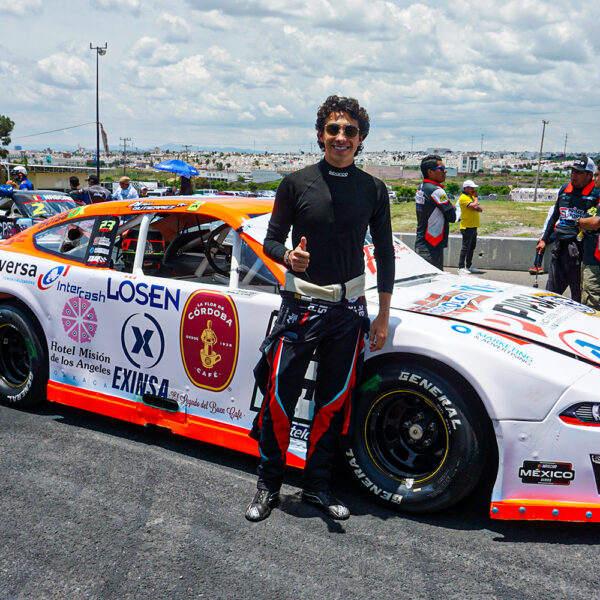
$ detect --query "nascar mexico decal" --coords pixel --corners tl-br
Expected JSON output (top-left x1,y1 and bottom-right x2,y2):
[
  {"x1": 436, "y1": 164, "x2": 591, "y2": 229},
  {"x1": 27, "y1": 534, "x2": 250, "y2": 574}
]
[{"x1": 180, "y1": 290, "x2": 239, "y2": 392}]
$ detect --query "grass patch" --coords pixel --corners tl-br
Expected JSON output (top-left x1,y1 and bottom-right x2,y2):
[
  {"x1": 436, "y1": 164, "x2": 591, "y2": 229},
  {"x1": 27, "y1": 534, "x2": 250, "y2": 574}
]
[{"x1": 392, "y1": 200, "x2": 554, "y2": 237}]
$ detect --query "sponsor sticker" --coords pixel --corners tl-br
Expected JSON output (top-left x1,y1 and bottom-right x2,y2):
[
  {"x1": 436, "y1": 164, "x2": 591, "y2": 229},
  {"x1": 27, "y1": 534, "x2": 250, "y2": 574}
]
[
  {"x1": 409, "y1": 291, "x2": 490, "y2": 316},
  {"x1": 559, "y1": 330, "x2": 600, "y2": 364},
  {"x1": 180, "y1": 290, "x2": 239, "y2": 392},
  {"x1": 518, "y1": 460, "x2": 575, "y2": 485},
  {"x1": 187, "y1": 200, "x2": 206, "y2": 212},
  {"x1": 128, "y1": 201, "x2": 186, "y2": 211},
  {"x1": 62, "y1": 297, "x2": 98, "y2": 343},
  {"x1": 121, "y1": 312, "x2": 165, "y2": 369}
]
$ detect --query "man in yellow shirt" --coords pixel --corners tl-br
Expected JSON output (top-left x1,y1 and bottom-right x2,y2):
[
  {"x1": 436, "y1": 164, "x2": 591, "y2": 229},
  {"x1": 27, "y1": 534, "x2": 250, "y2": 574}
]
[{"x1": 457, "y1": 180, "x2": 483, "y2": 275}]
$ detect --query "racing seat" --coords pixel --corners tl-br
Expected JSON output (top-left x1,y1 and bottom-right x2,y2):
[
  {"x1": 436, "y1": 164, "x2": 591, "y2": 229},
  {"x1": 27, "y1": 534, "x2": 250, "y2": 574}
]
[{"x1": 121, "y1": 229, "x2": 165, "y2": 274}]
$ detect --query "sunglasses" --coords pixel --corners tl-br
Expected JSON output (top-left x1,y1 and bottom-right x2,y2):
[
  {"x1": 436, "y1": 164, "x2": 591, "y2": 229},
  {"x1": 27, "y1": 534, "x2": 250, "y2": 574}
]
[
  {"x1": 430, "y1": 165, "x2": 447, "y2": 172},
  {"x1": 324, "y1": 124, "x2": 360, "y2": 138}
]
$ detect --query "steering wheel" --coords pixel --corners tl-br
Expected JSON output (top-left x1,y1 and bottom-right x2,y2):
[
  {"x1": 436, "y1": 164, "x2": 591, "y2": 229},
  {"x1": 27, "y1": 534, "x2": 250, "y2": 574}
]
[{"x1": 205, "y1": 224, "x2": 233, "y2": 276}]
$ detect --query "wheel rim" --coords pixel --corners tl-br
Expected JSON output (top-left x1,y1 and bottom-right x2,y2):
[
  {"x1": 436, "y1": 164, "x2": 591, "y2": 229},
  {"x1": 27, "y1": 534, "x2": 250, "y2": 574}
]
[
  {"x1": 365, "y1": 389, "x2": 449, "y2": 484},
  {"x1": 0, "y1": 324, "x2": 31, "y2": 387}
]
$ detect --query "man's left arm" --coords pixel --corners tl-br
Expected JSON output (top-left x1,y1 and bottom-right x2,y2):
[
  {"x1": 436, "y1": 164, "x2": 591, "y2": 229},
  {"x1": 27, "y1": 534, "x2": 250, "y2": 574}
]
[{"x1": 369, "y1": 181, "x2": 396, "y2": 351}]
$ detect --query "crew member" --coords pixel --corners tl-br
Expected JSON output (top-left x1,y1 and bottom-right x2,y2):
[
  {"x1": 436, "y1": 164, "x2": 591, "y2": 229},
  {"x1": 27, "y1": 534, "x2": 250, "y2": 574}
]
[
  {"x1": 457, "y1": 179, "x2": 483, "y2": 275},
  {"x1": 83, "y1": 174, "x2": 111, "y2": 204},
  {"x1": 576, "y1": 160, "x2": 600, "y2": 309},
  {"x1": 415, "y1": 155, "x2": 456, "y2": 270},
  {"x1": 536, "y1": 156, "x2": 599, "y2": 302},
  {"x1": 246, "y1": 95, "x2": 395, "y2": 522},
  {"x1": 113, "y1": 176, "x2": 139, "y2": 201},
  {"x1": 69, "y1": 176, "x2": 84, "y2": 203},
  {"x1": 11, "y1": 166, "x2": 33, "y2": 190}
]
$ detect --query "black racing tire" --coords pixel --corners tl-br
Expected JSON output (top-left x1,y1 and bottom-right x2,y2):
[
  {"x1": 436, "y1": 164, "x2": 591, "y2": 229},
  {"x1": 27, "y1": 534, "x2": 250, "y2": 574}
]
[
  {"x1": 0, "y1": 303, "x2": 48, "y2": 408},
  {"x1": 345, "y1": 360, "x2": 490, "y2": 514}
]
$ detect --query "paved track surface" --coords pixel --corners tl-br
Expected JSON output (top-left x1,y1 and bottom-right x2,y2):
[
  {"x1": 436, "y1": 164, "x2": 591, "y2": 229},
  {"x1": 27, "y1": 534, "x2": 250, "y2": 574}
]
[{"x1": 2, "y1": 271, "x2": 595, "y2": 600}]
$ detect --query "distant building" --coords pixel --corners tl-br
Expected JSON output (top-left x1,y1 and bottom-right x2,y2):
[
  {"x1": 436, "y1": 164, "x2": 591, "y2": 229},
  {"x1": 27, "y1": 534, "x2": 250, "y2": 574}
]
[
  {"x1": 509, "y1": 188, "x2": 559, "y2": 202},
  {"x1": 426, "y1": 147, "x2": 452, "y2": 155},
  {"x1": 362, "y1": 165, "x2": 406, "y2": 179},
  {"x1": 458, "y1": 154, "x2": 483, "y2": 174}
]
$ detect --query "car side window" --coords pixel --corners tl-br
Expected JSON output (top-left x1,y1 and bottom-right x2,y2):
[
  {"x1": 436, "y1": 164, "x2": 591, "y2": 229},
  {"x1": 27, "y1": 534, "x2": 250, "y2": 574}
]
[{"x1": 34, "y1": 218, "x2": 97, "y2": 261}]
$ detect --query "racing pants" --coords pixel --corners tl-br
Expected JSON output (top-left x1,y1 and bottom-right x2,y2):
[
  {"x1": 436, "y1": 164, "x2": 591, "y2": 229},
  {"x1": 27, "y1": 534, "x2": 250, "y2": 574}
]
[
  {"x1": 254, "y1": 294, "x2": 367, "y2": 492},
  {"x1": 546, "y1": 239, "x2": 582, "y2": 303}
]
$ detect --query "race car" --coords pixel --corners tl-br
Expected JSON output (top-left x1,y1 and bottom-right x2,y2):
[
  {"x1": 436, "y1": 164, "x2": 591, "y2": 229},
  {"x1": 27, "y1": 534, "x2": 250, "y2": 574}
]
[
  {"x1": 2, "y1": 196, "x2": 600, "y2": 523},
  {"x1": 0, "y1": 187, "x2": 83, "y2": 240}
]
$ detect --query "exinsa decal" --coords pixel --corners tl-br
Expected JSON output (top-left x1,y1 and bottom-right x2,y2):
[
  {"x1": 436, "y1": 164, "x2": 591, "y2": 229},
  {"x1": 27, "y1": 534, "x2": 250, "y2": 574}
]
[
  {"x1": 111, "y1": 366, "x2": 169, "y2": 398},
  {"x1": 180, "y1": 290, "x2": 239, "y2": 392}
]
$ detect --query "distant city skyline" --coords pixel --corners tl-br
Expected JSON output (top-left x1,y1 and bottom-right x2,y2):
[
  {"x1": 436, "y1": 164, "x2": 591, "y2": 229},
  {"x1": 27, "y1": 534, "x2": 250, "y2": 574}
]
[{"x1": 3, "y1": 1, "x2": 600, "y2": 154}]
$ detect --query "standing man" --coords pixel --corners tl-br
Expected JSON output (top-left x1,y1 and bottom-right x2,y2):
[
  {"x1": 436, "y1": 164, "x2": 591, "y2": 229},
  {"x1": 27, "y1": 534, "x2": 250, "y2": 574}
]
[
  {"x1": 457, "y1": 179, "x2": 483, "y2": 275},
  {"x1": 113, "y1": 176, "x2": 139, "y2": 201},
  {"x1": 575, "y1": 160, "x2": 600, "y2": 309},
  {"x1": 68, "y1": 176, "x2": 84, "y2": 203},
  {"x1": 82, "y1": 174, "x2": 111, "y2": 204},
  {"x1": 246, "y1": 95, "x2": 395, "y2": 522},
  {"x1": 536, "y1": 156, "x2": 599, "y2": 303},
  {"x1": 415, "y1": 155, "x2": 456, "y2": 270},
  {"x1": 11, "y1": 166, "x2": 33, "y2": 190}
]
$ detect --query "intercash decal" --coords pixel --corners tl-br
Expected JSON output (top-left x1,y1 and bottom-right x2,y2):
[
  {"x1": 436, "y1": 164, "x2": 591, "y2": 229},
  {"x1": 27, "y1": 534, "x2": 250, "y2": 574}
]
[
  {"x1": 409, "y1": 291, "x2": 490, "y2": 316},
  {"x1": 518, "y1": 461, "x2": 575, "y2": 485},
  {"x1": 37, "y1": 265, "x2": 71, "y2": 290},
  {"x1": 180, "y1": 290, "x2": 239, "y2": 392},
  {"x1": 62, "y1": 297, "x2": 98, "y2": 343},
  {"x1": 106, "y1": 277, "x2": 180, "y2": 311}
]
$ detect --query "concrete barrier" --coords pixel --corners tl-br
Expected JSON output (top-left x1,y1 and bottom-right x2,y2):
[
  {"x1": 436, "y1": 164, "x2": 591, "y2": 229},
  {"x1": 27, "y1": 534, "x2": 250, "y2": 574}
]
[{"x1": 395, "y1": 232, "x2": 552, "y2": 271}]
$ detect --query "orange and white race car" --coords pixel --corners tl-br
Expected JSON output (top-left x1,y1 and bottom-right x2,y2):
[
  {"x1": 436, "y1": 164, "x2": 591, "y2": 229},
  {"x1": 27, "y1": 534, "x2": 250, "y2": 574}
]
[{"x1": 3, "y1": 196, "x2": 600, "y2": 523}]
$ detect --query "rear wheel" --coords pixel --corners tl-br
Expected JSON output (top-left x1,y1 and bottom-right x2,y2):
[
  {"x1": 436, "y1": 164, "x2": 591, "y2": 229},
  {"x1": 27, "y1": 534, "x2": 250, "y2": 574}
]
[
  {"x1": 346, "y1": 361, "x2": 490, "y2": 513},
  {"x1": 0, "y1": 304, "x2": 48, "y2": 408}
]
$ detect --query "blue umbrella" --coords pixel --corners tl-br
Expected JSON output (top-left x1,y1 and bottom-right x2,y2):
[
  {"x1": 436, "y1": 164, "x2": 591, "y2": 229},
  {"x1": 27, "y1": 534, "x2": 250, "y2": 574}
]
[{"x1": 153, "y1": 159, "x2": 199, "y2": 178}]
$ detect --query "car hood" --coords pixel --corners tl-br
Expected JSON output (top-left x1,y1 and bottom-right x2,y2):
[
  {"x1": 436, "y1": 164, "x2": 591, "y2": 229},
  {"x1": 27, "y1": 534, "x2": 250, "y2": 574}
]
[{"x1": 385, "y1": 272, "x2": 600, "y2": 366}]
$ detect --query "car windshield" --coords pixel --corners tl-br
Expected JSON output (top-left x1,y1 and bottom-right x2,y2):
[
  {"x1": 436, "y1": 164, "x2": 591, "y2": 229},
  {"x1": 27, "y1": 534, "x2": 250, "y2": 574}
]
[
  {"x1": 241, "y1": 213, "x2": 439, "y2": 290},
  {"x1": 17, "y1": 194, "x2": 80, "y2": 219}
]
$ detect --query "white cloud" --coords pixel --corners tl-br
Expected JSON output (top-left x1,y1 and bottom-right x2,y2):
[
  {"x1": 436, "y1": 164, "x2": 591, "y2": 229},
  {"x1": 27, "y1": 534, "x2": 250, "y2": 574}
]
[
  {"x1": 258, "y1": 101, "x2": 292, "y2": 119},
  {"x1": 157, "y1": 13, "x2": 191, "y2": 42},
  {"x1": 131, "y1": 37, "x2": 180, "y2": 66},
  {"x1": 90, "y1": 0, "x2": 140, "y2": 13},
  {"x1": 0, "y1": 0, "x2": 42, "y2": 16},
  {"x1": 35, "y1": 53, "x2": 91, "y2": 89}
]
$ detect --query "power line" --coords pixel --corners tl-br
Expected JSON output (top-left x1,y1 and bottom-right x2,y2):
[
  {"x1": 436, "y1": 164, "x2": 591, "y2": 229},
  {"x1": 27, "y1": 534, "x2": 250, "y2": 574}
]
[{"x1": 14, "y1": 122, "x2": 95, "y2": 139}]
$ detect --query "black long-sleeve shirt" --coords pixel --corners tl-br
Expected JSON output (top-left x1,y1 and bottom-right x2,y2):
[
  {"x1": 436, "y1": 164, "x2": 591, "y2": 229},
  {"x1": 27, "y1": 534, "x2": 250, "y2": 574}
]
[{"x1": 264, "y1": 159, "x2": 395, "y2": 293}]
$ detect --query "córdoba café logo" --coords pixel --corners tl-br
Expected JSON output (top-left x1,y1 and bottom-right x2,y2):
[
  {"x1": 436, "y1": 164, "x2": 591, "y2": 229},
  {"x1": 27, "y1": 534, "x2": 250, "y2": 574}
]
[{"x1": 180, "y1": 290, "x2": 239, "y2": 391}]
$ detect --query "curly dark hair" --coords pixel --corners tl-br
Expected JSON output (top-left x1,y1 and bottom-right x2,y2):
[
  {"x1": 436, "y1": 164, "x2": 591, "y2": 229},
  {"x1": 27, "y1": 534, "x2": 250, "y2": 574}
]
[
  {"x1": 420, "y1": 154, "x2": 442, "y2": 178},
  {"x1": 315, "y1": 95, "x2": 370, "y2": 155}
]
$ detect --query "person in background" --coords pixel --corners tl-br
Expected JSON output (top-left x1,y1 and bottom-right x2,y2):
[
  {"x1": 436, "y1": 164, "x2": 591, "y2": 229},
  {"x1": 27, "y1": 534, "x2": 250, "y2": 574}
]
[
  {"x1": 529, "y1": 204, "x2": 555, "y2": 275},
  {"x1": 179, "y1": 176, "x2": 193, "y2": 195},
  {"x1": 414, "y1": 155, "x2": 456, "y2": 270},
  {"x1": 575, "y1": 160, "x2": 600, "y2": 309},
  {"x1": 457, "y1": 180, "x2": 483, "y2": 275},
  {"x1": 536, "y1": 156, "x2": 599, "y2": 302},
  {"x1": 140, "y1": 186, "x2": 149, "y2": 198},
  {"x1": 113, "y1": 176, "x2": 139, "y2": 201},
  {"x1": 69, "y1": 176, "x2": 84, "y2": 203},
  {"x1": 11, "y1": 166, "x2": 33, "y2": 190},
  {"x1": 83, "y1": 174, "x2": 111, "y2": 204}
]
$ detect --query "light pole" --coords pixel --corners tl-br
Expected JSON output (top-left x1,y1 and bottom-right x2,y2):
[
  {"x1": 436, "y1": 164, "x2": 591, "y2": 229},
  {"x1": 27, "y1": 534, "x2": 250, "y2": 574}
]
[{"x1": 89, "y1": 43, "x2": 107, "y2": 182}]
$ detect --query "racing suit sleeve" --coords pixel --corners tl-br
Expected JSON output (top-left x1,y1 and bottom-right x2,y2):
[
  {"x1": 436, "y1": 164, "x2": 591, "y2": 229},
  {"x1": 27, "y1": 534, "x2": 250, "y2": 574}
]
[
  {"x1": 370, "y1": 180, "x2": 395, "y2": 293},
  {"x1": 263, "y1": 176, "x2": 294, "y2": 264},
  {"x1": 542, "y1": 199, "x2": 560, "y2": 242},
  {"x1": 431, "y1": 188, "x2": 456, "y2": 223}
]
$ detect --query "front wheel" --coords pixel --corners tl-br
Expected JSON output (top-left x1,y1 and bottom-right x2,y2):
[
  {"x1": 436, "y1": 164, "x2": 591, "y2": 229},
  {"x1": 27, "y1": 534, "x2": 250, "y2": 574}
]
[
  {"x1": 0, "y1": 303, "x2": 48, "y2": 408},
  {"x1": 346, "y1": 361, "x2": 490, "y2": 513}
]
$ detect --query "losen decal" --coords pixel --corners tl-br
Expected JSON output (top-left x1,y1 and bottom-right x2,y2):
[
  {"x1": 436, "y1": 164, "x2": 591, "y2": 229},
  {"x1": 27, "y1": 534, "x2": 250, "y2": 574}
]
[{"x1": 180, "y1": 290, "x2": 239, "y2": 392}]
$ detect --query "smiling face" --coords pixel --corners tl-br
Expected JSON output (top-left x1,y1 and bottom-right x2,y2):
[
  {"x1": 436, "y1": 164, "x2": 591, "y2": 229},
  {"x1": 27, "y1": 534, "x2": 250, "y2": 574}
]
[{"x1": 317, "y1": 111, "x2": 364, "y2": 168}]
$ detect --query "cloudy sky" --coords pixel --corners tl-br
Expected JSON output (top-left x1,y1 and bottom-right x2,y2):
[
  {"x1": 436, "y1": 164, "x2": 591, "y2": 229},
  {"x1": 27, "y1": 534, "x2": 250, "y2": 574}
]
[{"x1": 2, "y1": 0, "x2": 600, "y2": 153}]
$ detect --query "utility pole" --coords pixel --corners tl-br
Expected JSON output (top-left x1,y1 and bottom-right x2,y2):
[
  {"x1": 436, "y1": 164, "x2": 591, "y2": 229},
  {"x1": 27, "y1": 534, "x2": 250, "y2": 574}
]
[
  {"x1": 120, "y1": 137, "x2": 131, "y2": 176},
  {"x1": 183, "y1": 144, "x2": 191, "y2": 162},
  {"x1": 533, "y1": 120, "x2": 549, "y2": 203},
  {"x1": 480, "y1": 134, "x2": 484, "y2": 153},
  {"x1": 89, "y1": 43, "x2": 107, "y2": 181},
  {"x1": 563, "y1": 133, "x2": 568, "y2": 157},
  {"x1": 410, "y1": 136, "x2": 414, "y2": 153}
]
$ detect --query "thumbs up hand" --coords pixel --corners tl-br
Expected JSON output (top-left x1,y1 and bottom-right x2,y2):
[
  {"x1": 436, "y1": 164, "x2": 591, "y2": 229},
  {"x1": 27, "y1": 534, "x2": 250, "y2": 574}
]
[{"x1": 288, "y1": 236, "x2": 310, "y2": 272}]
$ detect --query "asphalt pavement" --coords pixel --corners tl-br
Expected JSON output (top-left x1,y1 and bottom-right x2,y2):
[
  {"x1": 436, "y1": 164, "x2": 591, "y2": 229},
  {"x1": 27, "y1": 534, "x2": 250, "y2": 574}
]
[{"x1": 0, "y1": 269, "x2": 594, "y2": 600}]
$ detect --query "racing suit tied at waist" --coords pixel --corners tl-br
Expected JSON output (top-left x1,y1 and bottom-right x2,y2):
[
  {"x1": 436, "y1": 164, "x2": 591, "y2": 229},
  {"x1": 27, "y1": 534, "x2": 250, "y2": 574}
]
[{"x1": 283, "y1": 272, "x2": 366, "y2": 302}]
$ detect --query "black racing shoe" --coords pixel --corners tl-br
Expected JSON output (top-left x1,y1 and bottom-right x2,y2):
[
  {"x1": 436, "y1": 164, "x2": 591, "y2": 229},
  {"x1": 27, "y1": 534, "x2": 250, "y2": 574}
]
[
  {"x1": 245, "y1": 489, "x2": 280, "y2": 522},
  {"x1": 301, "y1": 489, "x2": 350, "y2": 520}
]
